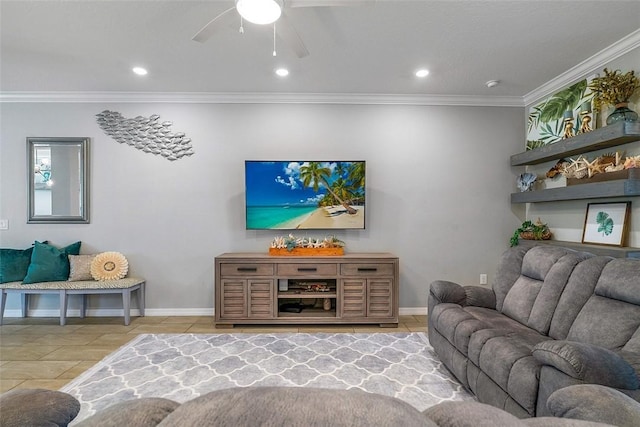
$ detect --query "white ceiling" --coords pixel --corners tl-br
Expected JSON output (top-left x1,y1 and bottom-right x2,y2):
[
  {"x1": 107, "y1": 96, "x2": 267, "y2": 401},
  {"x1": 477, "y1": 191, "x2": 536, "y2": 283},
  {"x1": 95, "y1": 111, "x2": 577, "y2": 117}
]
[{"x1": 1, "y1": 0, "x2": 639, "y2": 103}]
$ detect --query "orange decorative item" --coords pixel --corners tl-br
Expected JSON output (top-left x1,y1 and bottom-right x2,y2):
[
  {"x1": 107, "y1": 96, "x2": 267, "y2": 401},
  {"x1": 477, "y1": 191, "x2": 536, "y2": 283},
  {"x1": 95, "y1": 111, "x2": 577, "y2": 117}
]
[{"x1": 268, "y1": 247, "x2": 344, "y2": 256}]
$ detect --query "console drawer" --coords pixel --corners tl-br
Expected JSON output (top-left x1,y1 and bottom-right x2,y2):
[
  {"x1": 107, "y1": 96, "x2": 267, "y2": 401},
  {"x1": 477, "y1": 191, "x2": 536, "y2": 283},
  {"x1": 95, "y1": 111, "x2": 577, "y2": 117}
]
[
  {"x1": 277, "y1": 263, "x2": 337, "y2": 276},
  {"x1": 341, "y1": 263, "x2": 395, "y2": 276},
  {"x1": 220, "y1": 263, "x2": 274, "y2": 276}
]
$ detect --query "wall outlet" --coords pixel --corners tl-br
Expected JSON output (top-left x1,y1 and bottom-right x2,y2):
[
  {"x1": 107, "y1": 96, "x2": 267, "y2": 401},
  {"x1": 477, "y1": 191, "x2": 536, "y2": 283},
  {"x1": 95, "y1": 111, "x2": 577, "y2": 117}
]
[
  {"x1": 0, "y1": 219, "x2": 8, "y2": 230},
  {"x1": 480, "y1": 274, "x2": 488, "y2": 285}
]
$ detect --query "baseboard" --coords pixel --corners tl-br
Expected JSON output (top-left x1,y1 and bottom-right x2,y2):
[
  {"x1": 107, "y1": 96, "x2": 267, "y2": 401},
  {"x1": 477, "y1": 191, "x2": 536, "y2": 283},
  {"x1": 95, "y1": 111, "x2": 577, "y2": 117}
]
[
  {"x1": 3, "y1": 307, "x2": 426, "y2": 318},
  {"x1": 399, "y1": 307, "x2": 428, "y2": 316}
]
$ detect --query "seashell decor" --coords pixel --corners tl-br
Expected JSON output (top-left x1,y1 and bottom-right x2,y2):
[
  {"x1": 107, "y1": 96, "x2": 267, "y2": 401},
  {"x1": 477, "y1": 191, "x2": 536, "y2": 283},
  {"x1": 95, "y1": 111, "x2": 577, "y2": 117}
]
[
  {"x1": 271, "y1": 234, "x2": 345, "y2": 251},
  {"x1": 95, "y1": 110, "x2": 194, "y2": 161},
  {"x1": 517, "y1": 172, "x2": 537, "y2": 192},
  {"x1": 560, "y1": 151, "x2": 638, "y2": 179}
]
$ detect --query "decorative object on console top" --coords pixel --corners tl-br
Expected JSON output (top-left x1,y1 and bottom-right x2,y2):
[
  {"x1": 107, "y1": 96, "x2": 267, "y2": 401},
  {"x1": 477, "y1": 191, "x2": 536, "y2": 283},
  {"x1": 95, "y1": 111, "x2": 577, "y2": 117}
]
[
  {"x1": 269, "y1": 234, "x2": 345, "y2": 256},
  {"x1": 95, "y1": 110, "x2": 194, "y2": 161}
]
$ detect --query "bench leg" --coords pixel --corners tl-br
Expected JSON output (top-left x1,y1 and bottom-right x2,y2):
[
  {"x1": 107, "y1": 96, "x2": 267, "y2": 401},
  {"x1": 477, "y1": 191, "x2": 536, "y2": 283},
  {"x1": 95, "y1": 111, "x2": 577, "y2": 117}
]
[
  {"x1": 21, "y1": 294, "x2": 28, "y2": 318},
  {"x1": 59, "y1": 290, "x2": 68, "y2": 326},
  {"x1": 80, "y1": 294, "x2": 87, "y2": 319},
  {"x1": 0, "y1": 291, "x2": 7, "y2": 325},
  {"x1": 138, "y1": 283, "x2": 145, "y2": 317},
  {"x1": 122, "y1": 289, "x2": 131, "y2": 326}
]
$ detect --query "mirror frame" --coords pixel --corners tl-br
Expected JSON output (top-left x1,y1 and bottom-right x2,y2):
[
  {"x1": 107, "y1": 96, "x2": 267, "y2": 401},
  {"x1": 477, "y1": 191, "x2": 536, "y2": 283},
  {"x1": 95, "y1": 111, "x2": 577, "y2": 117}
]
[{"x1": 27, "y1": 137, "x2": 90, "y2": 224}]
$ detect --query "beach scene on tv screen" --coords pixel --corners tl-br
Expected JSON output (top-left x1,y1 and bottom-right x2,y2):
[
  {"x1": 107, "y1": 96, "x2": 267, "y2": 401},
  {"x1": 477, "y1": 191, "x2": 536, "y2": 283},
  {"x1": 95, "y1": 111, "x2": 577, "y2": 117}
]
[{"x1": 245, "y1": 161, "x2": 365, "y2": 230}]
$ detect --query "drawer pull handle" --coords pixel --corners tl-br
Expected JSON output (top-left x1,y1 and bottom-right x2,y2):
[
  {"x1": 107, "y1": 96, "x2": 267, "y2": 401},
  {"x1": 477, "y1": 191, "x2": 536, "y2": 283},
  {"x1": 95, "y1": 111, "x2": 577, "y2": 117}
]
[
  {"x1": 237, "y1": 267, "x2": 258, "y2": 272},
  {"x1": 357, "y1": 268, "x2": 378, "y2": 272},
  {"x1": 297, "y1": 268, "x2": 317, "y2": 272}
]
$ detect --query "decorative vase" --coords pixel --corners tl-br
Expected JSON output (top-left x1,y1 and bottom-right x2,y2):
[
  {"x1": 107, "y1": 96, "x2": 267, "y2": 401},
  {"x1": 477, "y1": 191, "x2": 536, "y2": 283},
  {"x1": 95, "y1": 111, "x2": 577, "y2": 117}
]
[
  {"x1": 323, "y1": 298, "x2": 331, "y2": 311},
  {"x1": 606, "y1": 102, "x2": 639, "y2": 125}
]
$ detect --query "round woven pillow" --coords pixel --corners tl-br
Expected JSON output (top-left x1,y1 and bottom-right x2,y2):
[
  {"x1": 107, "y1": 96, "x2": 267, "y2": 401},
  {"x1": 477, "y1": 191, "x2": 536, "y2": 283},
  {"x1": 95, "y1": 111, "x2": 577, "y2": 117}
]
[{"x1": 90, "y1": 251, "x2": 129, "y2": 281}]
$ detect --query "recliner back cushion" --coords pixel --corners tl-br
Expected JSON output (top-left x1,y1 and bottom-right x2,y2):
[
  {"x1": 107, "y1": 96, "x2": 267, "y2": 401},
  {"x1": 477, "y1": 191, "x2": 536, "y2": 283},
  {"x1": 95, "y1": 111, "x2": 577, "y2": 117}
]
[
  {"x1": 501, "y1": 247, "x2": 588, "y2": 334},
  {"x1": 567, "y1": 296, "x2": 640, "y2": 350},
  {"x1": 548, "y1": 256, "x2": 612, "y2": 340},
  {"x1": 594, "y1": 258, "x2": 640, "y2": 305},
  {"x1": 492, "y1": 246, "x2": 529, "y2": 312},
  {"x1": 567, "y1": 258, "x2": 640, "y2": 350}
]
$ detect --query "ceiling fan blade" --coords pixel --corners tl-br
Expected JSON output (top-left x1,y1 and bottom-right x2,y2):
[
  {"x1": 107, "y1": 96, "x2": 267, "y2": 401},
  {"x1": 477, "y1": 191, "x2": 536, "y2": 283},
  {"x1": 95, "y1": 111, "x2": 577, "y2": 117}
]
[
  {"x1": 192, "y1": 6, "x2": 237, "y2": 43},
  {"x1": 287, "y1": 0, "x2": 374, "y2": 7},
  {"x1": 277, "y1": 12, "x2": 310, "y2": 58}
]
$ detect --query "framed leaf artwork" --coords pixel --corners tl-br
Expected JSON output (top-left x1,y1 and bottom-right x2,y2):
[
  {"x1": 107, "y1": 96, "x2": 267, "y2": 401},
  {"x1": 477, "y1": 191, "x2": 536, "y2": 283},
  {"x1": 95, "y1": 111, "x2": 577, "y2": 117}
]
[
  {"x1": 526, "y1": 76, "x2": 596, "y2": 150},
  {"x1": 582, "y1": 202, "x2": 631, "y2": 246}
]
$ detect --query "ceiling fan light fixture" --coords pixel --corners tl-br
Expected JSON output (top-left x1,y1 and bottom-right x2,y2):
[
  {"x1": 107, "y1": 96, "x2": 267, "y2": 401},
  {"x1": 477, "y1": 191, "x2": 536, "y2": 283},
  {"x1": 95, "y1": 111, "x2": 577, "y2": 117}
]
[
  {"x1": 132, "y1": 66, "x2": 148, "y2": 76},
  {"x1": 236, "y1": 0, "x2": 282, "y2": 25}
]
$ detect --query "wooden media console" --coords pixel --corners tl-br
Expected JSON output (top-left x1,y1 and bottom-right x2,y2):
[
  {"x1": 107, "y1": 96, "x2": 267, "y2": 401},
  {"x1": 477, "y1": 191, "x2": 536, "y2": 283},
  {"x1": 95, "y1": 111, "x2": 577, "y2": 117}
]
[{"x1": 214, "y1": 253, "x2": 399, "y2": 327}]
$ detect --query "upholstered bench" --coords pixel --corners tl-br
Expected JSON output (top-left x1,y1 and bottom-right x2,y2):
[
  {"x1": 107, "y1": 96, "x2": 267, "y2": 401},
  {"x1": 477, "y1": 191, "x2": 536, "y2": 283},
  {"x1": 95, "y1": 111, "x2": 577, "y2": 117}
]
[{"x1": 0, "y1": 277, "x2": 145, "y2": 326}]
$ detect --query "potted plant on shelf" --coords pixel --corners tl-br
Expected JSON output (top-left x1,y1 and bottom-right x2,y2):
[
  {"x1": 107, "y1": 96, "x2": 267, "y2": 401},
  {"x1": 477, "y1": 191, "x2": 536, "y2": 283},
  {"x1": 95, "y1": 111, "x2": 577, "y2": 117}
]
[
  {"x1": 588, "y1": 68, "x2": 640, "y2": 125},
  {"x1": 510, "y1": 219, "x2": 552, "y2": 247}
]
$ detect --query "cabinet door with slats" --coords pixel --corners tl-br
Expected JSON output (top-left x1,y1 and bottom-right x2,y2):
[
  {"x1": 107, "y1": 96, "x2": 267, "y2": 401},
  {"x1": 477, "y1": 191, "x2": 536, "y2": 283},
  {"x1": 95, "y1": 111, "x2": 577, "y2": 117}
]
[
  {"x1": 367, "y1": 279, "x2": 393, "y2": 318},
  {"x1": 219, "y1": 279, "x2": 247, "y2": 319},
  {"x1": 248, "y1": 279, "x2": 274, "y2": 318},
  {"x1": 340, "y1": 279, "x2": 366, "y2": 318}
]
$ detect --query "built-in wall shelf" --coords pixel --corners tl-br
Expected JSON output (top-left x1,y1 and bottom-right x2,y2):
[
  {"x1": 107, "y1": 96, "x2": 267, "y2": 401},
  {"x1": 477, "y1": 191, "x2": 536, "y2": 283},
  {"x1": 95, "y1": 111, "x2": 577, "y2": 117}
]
[
  {"x1": 517, "y1": 239, "x2": 640, "y2": 259},
  {"x1": 511, "y1": 178, "x2": 640, "y2": 203},
  {"x1": 510, "y1": 121, "x2": 640, "y2": 203},
  {"x1": 511, "y1": 121, "x2": 640, "y2": 166}
]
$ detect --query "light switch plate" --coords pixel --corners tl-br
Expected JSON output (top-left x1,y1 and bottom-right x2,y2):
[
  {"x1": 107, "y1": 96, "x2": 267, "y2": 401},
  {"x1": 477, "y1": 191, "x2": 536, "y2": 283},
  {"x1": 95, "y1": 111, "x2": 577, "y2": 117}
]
[{"x1": 0, "y1": 219, "x2": 8, "y2": 230}]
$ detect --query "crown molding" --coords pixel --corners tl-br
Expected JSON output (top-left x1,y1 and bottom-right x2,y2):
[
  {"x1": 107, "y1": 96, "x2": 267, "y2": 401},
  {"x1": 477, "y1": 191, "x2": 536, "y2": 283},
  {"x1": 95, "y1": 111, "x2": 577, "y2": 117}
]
[
  {"x1": 524, "y1": 29, "x2": 640, "y2": 107},
  {"x1": 0, "y1": 91, "x2": 524, "y2": 107}
]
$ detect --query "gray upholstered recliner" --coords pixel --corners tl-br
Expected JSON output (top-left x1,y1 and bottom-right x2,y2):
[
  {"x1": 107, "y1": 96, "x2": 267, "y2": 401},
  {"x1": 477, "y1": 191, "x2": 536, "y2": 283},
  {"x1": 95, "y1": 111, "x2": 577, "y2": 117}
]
[
  {"x1": 0, "y1": 387, "x2": 619, "y2": 427},
  {"x1": 547, "y1": 384, "x2": 640, "y2": 427},
  {"x1": 428, "y1": 245, "x2": 640, "y2": 419}
]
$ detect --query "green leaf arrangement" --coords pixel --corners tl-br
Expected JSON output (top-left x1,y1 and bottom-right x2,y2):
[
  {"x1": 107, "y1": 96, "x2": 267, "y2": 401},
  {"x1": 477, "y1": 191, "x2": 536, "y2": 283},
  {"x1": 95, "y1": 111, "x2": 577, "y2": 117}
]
[
  {"x1": 510, "y1": 220, "x2": 551, "y2": 247},
  {"x1": 596, "y1": 211, "x2": 614, "y2": 236}
]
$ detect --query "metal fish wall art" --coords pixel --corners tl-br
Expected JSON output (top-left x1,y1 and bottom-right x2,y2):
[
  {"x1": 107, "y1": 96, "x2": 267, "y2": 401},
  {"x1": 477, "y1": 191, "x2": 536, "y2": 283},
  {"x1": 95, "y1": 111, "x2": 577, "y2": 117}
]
[{"x1": 95, "y1": 110, "x2": 194, "y2": 161}]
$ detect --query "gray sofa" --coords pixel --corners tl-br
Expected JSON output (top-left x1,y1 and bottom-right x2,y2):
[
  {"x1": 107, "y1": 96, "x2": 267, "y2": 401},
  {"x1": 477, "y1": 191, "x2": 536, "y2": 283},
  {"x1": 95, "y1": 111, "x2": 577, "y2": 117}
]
[
  {"x1": 0, "y1": 386, "x2": 621, "y2": 427},
  {"x1": 428, "y1": 245, "x2": 640, "y2": 419}
]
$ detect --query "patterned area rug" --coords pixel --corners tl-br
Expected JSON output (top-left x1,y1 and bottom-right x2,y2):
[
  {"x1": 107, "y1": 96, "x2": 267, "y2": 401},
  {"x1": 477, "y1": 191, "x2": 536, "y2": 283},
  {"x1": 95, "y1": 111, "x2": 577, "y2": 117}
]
[{"x1": 61, "y1": 332, "x2": 474, "y2": 423}]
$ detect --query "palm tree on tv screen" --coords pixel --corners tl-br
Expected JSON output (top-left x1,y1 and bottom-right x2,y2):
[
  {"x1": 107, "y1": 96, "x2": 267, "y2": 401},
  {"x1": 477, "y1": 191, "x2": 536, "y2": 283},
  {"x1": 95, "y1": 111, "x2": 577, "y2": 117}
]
[
  {"x1": 300, "y1": 162, "x2": 357, "y2": 215},
  {"x1": 347, "y1": 162, "x2": 365, "y2": 189}
]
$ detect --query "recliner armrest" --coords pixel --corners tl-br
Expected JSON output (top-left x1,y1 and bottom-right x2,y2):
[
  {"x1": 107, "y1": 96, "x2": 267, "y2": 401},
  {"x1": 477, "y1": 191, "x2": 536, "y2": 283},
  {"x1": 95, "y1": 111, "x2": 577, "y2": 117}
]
[
  {"x1": 533, "y1": 340, "x2": 639, "y2": 390},
  {"x1": 463, "y1": 286, "x2": 496, "y2": 309},
  {"x1": 547, "y1": 384, "x2": 640, "y2": 427},
  {"x1": 429, "y1": 280, "x2": 467, "y2": 306}
]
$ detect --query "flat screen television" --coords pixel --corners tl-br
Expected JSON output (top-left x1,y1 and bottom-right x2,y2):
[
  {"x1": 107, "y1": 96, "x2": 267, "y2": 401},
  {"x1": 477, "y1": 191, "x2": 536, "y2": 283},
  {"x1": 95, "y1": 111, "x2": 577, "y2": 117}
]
[{"x1": 245, "y1": 161, "x2": 365, "y2": 230}]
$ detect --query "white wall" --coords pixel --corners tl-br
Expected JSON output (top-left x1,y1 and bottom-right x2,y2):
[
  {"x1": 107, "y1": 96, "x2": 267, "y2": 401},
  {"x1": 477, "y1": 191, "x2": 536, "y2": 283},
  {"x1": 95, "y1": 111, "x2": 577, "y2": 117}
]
[
  {"x1": 525, "y1": 47, "x2": 640, "y2": 248},
  {"x1": 0, "y1": 102, "x2": 524, "y2": 314}
]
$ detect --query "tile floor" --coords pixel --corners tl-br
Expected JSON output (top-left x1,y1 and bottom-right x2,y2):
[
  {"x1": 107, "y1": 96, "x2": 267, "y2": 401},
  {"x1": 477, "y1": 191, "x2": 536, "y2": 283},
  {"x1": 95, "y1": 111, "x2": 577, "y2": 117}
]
[{"x1": 0, "y1": 315, "x2": 427, "y2": 393}]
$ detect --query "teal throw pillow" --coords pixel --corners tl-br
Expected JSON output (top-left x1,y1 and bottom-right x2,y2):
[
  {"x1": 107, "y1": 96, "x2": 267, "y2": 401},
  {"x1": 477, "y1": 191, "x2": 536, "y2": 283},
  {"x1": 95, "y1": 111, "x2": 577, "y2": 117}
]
[
  {"x1": 22, "y1": 241, "x2": 82, "y2": 284},
  {"x1": 0, "y1": 246, "x2": 35, "y2": 283}
]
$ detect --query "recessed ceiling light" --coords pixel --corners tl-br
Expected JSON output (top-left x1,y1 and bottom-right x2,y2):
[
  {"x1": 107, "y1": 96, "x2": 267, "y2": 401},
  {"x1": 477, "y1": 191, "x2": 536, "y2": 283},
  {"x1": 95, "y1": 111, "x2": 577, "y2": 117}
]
[
  {"x1": 132, "y1": 67, "x2": 148, "y2": 76},
  {"x1": 415, "y1": 69, "x2": 430, "y2": 78},
  {"x1": 275, "y1": 68, "x2": 289, "y2": 77}
]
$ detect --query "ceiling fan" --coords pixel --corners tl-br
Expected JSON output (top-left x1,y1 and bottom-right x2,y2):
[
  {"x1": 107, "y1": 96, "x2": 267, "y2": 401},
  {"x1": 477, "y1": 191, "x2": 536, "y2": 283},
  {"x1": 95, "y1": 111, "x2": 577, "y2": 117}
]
[{"x1": 192, "y1": 0, "x2": 372, "y2": 58}]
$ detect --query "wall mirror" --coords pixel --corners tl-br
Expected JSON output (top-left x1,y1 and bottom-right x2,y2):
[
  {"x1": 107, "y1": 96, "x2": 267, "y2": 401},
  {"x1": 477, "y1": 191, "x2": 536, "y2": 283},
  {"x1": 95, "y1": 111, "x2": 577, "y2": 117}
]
[{"x1": 28, "y1": 137, "x2": 89, "y2": 224}]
